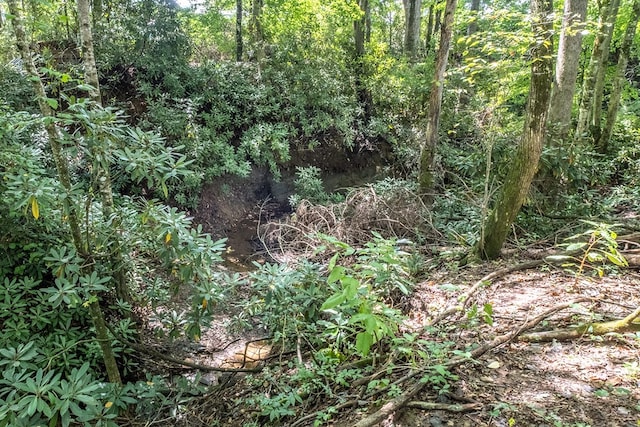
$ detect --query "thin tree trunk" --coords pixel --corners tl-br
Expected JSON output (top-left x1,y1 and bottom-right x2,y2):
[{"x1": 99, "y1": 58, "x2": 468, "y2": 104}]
[
  {"x1": 590, "y1": 0, "x2": 620, "y2": 143},
  {"x1": 250, "y1": 0, "x2": 264, "y2": 61},
  {"x1": 418, "y1": 0, "x2": 457, "y2": 200},
  {"x1": 547, "y1": 0, "x2": 587, "y2": 143},
  {"x1": 8, "y1": 0, "x2": 122, "y2": 385},
  {"x1": 598, "y1": 0, "x2": 640, "y2": 152},
  {"x1": 425, "y1": 4, "x2": 434, "y2": 52},
  {"x1": 78, "y1": 0, "x2": 101, "y2": 104},
  {"x1": 78, "y1": 0, "x2": 129, "y2": 303},
  {"x1": 236, "y1": 0, "x2": 243, "y2": 61},
  {"x1": 403, "y1": 0, "x2": 423, "y2": 58},
  {"x1": 354, "y1": 0, "x2": 372, "y2": 119},
  {"x1": 575, "y1": 0, "x2": 620, "y2": 140},
  {"x1": 476, "y1": 0, "x2": 554, "y2": 260},
  {"x1": 467, "y1": 0, "x2": 481, "y2": 36},
  {"x1": 92, "y1": 0, "x2": 102, "y2": 25}
]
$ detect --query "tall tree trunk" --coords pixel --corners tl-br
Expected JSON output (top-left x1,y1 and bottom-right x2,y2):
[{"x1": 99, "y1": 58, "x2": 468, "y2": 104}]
[
  {"x1": 590, "y1": 0, "x2": 621, "y2": 143},
  {"x1": 476, "y1": 0, "x2": 554, "y2": 260},
  {"x1": 8, "y1": 0, "x2": 122, "y2": 385},
  {"x1": 78, "y1": 0, "x2": 101, "y2": 104},
  {"x1": 425, "y1": 4, "x2": 435, "y2": 52},
  {"x1": 78, "y1": 0, "x2": 130, "y2": 303},
  {"x1": 354, "y1": 0, "x2": 372, "y2": 119},
  {"x1": 418, "y1": 0, "x2": 457, "y2": 200},
  {"x1": 467, "y1": 0, "x2": 481, "y2": 36},
  {"x1": 403, "y1": 0, "x2": 423, "y2": 58},
  {"x1": 547, "y1": 0, "x2": 587, "y2": 143},
  {"x1": 250, "y1": 0, "x2": 264, "y2": 60},
  {"x1": 598, "y1": 0, "x2": 640, "y2": 152},
  {"x1": 236, "y1": 0, "x2": 243, "y2": 61},
  {"x1": 575, "y1": 0, "x2": 620, "y2": 140},
  {"x1": 92, "y1": 0, "x2": 102, "y2": 25}
]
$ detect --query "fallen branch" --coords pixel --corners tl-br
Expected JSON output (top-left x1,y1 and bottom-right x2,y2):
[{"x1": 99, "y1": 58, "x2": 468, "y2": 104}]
[
  {"x1": 352, "y1": 299, "x2": 587, "y2": 427},
  {"x1": 520, "y1": 304, "x2": 640, "y2": 342},
  {"x1": 405, "y1": 401, "x2": 482, "y2": 412},
  {"x1": 429, "y1": 259, "x2": 545, "y2": 326},
  {"x1": 107, "y1": 324, "x2": 262, "y2": 373}
]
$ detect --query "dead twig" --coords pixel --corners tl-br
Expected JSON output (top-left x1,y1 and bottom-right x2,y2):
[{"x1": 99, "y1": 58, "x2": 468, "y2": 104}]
[
  {"x1": 405, "y1": 401, "x2": 482, "y2": 412},
  {"x1": 428, "y1": 258, "x2": 545, "y2": 326},
  {"x1": 351, "y1": 299, "x2": 588, "y2": 427}
]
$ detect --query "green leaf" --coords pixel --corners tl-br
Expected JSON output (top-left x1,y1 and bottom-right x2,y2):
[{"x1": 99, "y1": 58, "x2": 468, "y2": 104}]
[
  {"x1": 327, "y1": 265, "x2": 345, "y2": 284},
  {"x1": 565, "y1": 242, "x2": 586, "y2": 252},
  {"x1": 328, "y1": 253, "x2": 339, "y2": 272},
  {"x1": 46, "y1": 98, "x2": 59, "y2": 110},
  {"x1": 321, "y1": 292, "x2": 346, "y2": 311},
  {"x1": 606, "y1": 252, "x2": 628, "y2": 267},
  {"x1": 356, "y1": 332, "x2": 373, "y2": 356}
]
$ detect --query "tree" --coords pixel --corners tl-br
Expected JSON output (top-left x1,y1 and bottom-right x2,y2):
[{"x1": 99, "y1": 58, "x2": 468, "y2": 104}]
[
  {"x1": 476, "y1": 0, "x2": 554, "y2": 260},
  {"x1": 354, "y1": 0, "x2": 372, "y2": 119},
  {"x1": 236, "y1": 0, "x2": 243, "y2": 61},
  {"x1": 7, "y1": 0, "x2": 122, "y2": 384},
  {"x1": 547, "y1": 0, "x2": 587, "y2": 143},
  {"x1": 467, "y1": 0, "x2": 481, "y2": 36},
  {"x1": 403, "y1": 0, "x2": 423, "y2": 58},
  {"x1": 418, "y1": 0, "x2": 457, "y2": 199},
  {"x1": 575, "y1": 0, "x2": 621, "y2": 141},
  {"x1": 598, "y1": 0, "x2": 640, "y2": 152},
  {"x1": 250, "y1": 0, "x2": 264, "y2": 60}
]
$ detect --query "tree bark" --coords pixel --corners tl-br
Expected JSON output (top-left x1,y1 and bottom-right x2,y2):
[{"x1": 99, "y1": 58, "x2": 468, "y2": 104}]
[
  {"x1": 547, "y1": 0, "x2": 587, "y2": 143},
  {"x1": 476, "y1": 0, "x2": 554, "y2": 260},
  {"x1": 425, "y1": 4, "x2": 435, "y2": 52},
  {"x1": 78, "y1": 0, "x2": 101, "y2": 104},
  {"x1": 78, "y1": 0, "x2": 130, "y2": 303},
  {"x1": 354, "y1": 0, "x2": 372, "y2": 119},
  {"x1": 590, "y1": 0, "x2": 621, "y2": 143},
  {"x1": 467, "y1": 0, "x2": 481, "y2": 36},
  {"x1": 403, "y1": 0, "x2": 423, "y2": 58},
  {"x1": 250, "y1": 0, "x2": 264, "y2": 61},
  {"x1": 8, "y1": 0, "x2": 122, "y2": 385},
  {"x1": 597, "y1": 0, "x2": 640, "y2": 153},
  {"x1": 418, "y1": 0, "x2": 457, "y2": 200},
  {"x1": 236, "y1": 0, "x2": 243, "y2": 61},
  {"x1": 575, "y1": 0, "x2": 620, "y2": 140}
]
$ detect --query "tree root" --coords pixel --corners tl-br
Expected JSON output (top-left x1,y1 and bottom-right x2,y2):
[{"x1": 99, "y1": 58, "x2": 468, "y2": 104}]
[
  {"x1": 428, "y1": 258, "x2": 545, "y2": 326},
  {"x1": 519, "y1": 304, "x2": 640, "y2": 342},
  {"x1": 351, "y1": 299, "x2": 586, "y2": 427}
]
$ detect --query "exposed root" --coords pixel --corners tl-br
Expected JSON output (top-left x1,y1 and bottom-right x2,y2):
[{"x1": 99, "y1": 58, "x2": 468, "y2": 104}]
[
  {"x1": 351, "y1": 299, "x2": 588, "y2": 427},
  {"x1": 519, "y1": 303, "x2": 640, "y2": 342}
]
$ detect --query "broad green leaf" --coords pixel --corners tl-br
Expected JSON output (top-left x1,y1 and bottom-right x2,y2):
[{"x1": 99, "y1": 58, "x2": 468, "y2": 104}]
[
  {"x1": 46, "y1": 98, "x2": 59, "y2": 110},
  {"x1": 356, "y1": 332, "x2": 373, "y2": 356},
  {"x1": 321, "y1": 292, "x2": 346, "y2": 311},
  {"x1": 328, "y1": 253, "x2": 339, "y2": 272},
  {"x1": 327, "y1": 265, "x2": 345, "y2": 284},
  {"x1": 606, "y1": 252, "x2": 628, "y2": 267},
  {"x1": 565, "y1": 242, "x2": 586, "y2": 251}
]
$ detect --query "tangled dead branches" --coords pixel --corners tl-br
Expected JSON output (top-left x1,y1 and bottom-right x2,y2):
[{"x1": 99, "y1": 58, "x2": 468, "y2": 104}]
[{"x1": 260, "y1": 184, "x2": 437, "y2": 263}]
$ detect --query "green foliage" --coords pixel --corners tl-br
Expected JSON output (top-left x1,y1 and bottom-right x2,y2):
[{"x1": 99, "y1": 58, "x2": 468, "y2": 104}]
[
  {"x1": 549, "y1": 221, "x2": 628, "y2": 278},
  {"x1": 289, "y1": 166, "x2": 343, "y2": 207},
  {"x1": 318, "y1": 233, "x2": 413, "y2": 356}
]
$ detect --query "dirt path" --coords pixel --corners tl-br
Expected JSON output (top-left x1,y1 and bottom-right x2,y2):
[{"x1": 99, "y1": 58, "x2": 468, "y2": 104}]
[{"x1": 393, "y1": 263, "x2": 640, "y2": 427}]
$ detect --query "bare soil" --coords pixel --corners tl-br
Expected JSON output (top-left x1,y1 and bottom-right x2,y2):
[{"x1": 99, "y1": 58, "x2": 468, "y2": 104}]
[
  {"x1": 176, "y1": 178, "x2": 640, "y2": 426},
  {"x1": 386, "y1": 262, "x2": 640, "y2": 427}
]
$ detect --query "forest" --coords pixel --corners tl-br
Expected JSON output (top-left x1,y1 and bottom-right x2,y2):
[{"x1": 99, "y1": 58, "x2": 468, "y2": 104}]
[{"x1": 1, "y1": 0, "x2": 640, "y2": 425}]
